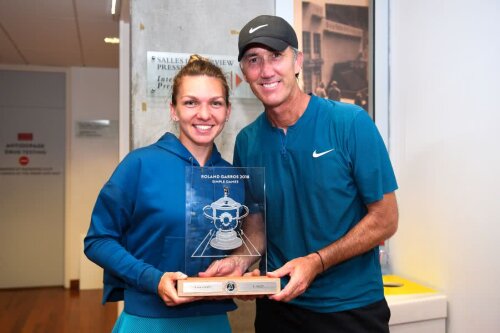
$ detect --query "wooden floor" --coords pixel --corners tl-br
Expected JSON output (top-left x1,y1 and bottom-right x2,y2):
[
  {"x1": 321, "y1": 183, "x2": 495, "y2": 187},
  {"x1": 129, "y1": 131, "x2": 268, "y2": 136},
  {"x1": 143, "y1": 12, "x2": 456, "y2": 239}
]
[{"x1": 0, "y1": 287, "x2": 117, "y2": 333}]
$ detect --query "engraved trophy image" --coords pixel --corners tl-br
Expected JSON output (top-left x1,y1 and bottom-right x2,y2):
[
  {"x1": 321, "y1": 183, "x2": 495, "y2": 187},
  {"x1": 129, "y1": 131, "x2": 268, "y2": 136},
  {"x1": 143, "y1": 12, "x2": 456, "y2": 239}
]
[
  {"x1": 179, "y1": 166, "x2": 280, "y2": 296},
  {"x1": 203, "y1": 187, "x2": 249, "y2": 251}
]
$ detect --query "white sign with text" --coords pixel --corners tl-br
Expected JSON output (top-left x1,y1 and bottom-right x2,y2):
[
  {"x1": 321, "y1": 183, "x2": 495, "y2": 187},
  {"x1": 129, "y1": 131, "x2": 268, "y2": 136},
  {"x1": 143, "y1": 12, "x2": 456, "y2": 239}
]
[{"x1": 147, "y1": 51, "x2": 255, "y2": 99}]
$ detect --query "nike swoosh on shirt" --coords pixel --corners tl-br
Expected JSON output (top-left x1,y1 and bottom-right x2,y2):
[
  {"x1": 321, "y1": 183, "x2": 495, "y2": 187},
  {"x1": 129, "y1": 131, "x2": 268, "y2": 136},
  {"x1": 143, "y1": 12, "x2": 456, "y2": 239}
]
[
  {"x1": 249, "y1": 24, "x2": 268, "y2": 34},
  {"x1": 312, "y1": 148, "x2": 335, "y2": 158}
]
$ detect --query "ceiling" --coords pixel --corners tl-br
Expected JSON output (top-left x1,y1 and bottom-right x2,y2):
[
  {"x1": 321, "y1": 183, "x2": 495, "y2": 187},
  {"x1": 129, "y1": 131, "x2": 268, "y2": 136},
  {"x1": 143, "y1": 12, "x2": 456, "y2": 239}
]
[{"x1": 0, "y1": 0, "x2": 128, "y2": 68}]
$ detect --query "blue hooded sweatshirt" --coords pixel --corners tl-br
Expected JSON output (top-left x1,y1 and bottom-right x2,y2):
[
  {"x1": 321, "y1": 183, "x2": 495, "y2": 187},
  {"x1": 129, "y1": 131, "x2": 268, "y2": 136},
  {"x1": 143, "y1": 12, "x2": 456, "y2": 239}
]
[{"x1": 84, "y1": 132, "x2": 237, "y2": 318}]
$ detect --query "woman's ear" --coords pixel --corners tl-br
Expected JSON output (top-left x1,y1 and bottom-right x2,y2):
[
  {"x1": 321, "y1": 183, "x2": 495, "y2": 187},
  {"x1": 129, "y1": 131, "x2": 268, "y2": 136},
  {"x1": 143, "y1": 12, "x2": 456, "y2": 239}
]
[{"x1": 170, "y1": 103, "x2": 178, "y2": 121}]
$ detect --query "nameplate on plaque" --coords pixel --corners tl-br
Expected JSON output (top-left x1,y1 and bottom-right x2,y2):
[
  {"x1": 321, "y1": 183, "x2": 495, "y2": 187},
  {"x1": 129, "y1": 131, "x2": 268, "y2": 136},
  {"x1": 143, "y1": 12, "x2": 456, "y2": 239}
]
[{"x1": 178, "y1": 276, "x2": 280, "y2": 296}]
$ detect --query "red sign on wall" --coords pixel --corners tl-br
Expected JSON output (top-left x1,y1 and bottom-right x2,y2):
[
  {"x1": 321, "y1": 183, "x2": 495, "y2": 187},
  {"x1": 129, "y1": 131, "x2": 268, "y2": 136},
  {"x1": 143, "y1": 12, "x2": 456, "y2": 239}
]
[
  {"x1": 18, "y1": 133, "x2": 33, "y2": 141},
  {"x1": 19, "y1": 156, "x2": 30, "y2": 166}
]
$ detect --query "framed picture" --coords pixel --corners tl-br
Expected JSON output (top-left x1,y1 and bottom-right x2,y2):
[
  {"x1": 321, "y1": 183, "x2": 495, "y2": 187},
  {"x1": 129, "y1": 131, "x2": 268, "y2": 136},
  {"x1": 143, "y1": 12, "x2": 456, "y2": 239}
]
[{"x1": 294, "y1": 0, "x2": 374, "y2": 119}]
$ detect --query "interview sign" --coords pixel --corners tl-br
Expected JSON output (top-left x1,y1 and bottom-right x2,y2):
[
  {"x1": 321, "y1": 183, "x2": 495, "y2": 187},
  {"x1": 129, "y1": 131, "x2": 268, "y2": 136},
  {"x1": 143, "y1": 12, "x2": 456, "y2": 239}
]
[{"x1": 147, "y1": 51, "x2": 255, "y2": 99}]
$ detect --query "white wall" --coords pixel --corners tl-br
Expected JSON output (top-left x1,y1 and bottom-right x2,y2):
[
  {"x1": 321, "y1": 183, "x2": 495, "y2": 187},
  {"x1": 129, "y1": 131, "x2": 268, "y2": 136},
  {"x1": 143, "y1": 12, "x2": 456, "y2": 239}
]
[
  {"x1": 0, "y1": 65, "x2": 119, "y2": 289},
  {"x1": 66, "y1": 67, "x2": 119, "y2": 288},
  {"x1": 389, "y1": 0, "x2": 500, "y2": 332},
  {"x1": 0, "y1": 69, "x2": 66, "y2": 288},
  {"x1": 119, "y1": 20, "x2": 130, "y2": 160}
]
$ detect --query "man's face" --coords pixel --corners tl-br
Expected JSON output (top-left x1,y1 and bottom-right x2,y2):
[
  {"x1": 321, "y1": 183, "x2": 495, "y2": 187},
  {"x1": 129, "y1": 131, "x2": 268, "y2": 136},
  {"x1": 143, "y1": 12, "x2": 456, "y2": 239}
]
[{"x1": 240, "y1": 46, "x2": 302, "y2": 108}]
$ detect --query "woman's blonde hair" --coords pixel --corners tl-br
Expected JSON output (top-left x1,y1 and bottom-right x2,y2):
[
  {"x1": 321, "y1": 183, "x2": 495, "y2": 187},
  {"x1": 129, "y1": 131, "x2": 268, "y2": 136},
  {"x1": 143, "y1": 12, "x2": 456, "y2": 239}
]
[{"x1": 171, "y1": 54, "x2": 230, "y2": 106}]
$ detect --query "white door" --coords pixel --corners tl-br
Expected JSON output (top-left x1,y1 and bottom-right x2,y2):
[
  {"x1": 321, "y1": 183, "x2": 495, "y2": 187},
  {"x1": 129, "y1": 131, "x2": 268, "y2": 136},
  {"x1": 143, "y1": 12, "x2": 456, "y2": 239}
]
[{"x1": 0, "y1": 70, "x2": 65, "y2": 288}]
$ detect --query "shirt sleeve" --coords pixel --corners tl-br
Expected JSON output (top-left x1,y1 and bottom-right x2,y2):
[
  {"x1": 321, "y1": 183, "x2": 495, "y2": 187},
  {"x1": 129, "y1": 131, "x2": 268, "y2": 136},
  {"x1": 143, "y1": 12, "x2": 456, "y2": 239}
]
[{"x1": 348, "y1": 111, "x2": 398, "y2": 204}]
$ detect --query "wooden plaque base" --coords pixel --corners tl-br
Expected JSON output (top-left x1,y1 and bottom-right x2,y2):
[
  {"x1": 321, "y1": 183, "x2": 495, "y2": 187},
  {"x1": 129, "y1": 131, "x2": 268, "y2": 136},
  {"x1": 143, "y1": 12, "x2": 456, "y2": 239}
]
[{"x1": 177, "y1": 276, "x2": 280, "y2": 296}]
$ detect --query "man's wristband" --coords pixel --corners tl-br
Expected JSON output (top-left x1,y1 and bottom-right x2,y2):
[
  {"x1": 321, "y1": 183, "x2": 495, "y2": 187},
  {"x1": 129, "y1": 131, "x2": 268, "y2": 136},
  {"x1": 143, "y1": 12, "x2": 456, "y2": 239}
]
[{"x1": 314, "y1": 251, "x2": 325, "y2": 273}]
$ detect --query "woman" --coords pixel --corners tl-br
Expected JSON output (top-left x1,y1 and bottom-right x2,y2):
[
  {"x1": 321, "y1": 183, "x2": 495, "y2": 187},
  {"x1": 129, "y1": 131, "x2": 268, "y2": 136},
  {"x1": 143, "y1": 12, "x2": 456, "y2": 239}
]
[{"x1": 84, "y1": 55, "x2": 235, "y2": 332}]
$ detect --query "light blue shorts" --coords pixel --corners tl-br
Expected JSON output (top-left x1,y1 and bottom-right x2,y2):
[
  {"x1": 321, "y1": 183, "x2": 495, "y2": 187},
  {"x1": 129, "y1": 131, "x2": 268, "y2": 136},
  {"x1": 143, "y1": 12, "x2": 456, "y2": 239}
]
[{"x1": 112, "y1": 311, "x2": 231, "y2": 333}]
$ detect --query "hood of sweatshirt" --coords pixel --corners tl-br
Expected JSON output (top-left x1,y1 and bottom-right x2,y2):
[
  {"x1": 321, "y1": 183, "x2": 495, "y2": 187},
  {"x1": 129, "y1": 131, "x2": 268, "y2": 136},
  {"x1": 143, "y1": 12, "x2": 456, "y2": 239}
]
[{"x1": 154, "y1": 132, "x2": 225, "y2": 167}]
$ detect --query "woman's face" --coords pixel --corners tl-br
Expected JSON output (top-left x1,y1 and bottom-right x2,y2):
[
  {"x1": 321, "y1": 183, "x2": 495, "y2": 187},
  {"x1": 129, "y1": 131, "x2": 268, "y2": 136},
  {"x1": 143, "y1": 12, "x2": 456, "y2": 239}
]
[{"x1": 170, "y1": 75, "x2": 231, "y2": 152}]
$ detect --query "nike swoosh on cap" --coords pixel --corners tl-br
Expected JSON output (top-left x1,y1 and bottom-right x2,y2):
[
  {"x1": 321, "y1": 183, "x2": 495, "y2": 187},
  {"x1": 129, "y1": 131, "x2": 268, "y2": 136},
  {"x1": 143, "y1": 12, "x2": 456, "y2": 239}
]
[
  {"x1": 249, "y1": 24, "x2": 268, "y2": 34},
  {"x1": 312, "y1": 148, "x2": 335, "y2": 158}
]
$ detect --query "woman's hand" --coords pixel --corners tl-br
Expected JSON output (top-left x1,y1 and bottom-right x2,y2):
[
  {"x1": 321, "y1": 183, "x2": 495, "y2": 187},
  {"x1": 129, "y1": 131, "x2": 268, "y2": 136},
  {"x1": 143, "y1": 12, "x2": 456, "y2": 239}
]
[{"x1": 157, "y1": 271, "x2": 202, "y2": 306}]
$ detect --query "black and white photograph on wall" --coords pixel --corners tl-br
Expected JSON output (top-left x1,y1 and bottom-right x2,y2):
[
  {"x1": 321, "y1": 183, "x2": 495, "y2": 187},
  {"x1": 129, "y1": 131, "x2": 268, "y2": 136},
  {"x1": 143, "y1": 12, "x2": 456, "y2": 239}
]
[{"x1": 299, "y1": 0, "x2": 373, "y2": 118}]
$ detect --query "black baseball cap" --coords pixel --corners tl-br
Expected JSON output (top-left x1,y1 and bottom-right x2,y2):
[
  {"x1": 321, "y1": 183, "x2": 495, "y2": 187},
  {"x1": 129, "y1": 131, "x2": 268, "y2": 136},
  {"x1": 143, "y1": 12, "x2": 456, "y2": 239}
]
[{"x1": 238, "y1": 15, "x2": 298, "y2": 61}]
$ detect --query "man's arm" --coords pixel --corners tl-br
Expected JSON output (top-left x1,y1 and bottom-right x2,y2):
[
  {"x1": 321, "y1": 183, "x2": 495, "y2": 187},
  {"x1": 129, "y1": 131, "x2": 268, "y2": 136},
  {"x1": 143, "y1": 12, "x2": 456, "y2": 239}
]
[{"x1": 269, "y1": 192, "x2": 398, "y2": 302}]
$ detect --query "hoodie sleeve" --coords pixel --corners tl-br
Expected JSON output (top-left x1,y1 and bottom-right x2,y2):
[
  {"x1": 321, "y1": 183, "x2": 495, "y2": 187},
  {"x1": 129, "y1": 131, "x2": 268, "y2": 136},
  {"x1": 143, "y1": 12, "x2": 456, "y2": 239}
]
[{"x1": 83, "y1": 157, "x2": 164, "y2": 300}]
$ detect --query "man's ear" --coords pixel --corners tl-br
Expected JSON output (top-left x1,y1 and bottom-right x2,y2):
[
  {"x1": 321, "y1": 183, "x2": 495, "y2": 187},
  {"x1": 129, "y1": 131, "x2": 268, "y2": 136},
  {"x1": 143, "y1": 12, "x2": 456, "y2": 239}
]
[{"x1": 294, "y1": 51, "x2": 304, "y2": 77}]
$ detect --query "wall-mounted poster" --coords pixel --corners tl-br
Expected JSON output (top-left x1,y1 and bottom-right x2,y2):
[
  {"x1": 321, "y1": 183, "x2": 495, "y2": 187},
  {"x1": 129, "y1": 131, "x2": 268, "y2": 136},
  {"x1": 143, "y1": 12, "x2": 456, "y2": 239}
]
[{"x1": 298, "y1": 0, "x2": 373, "y2": 119}]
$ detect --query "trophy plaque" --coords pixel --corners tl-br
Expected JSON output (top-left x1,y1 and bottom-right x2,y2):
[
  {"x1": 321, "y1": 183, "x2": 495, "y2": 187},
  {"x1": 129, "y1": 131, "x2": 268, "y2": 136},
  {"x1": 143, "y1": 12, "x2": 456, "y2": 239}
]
[
  {"x1": 178, "y1": 276, "x2": 279, "y2": 296},
  {"x1": 178, "y1": 166, "x2": 280, "y2": 296}
]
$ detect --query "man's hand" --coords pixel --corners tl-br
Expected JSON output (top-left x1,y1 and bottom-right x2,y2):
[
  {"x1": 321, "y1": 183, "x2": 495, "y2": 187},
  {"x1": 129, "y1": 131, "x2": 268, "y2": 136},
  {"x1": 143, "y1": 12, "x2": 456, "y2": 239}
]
[
  {"x1": 267, "y1": 253, "x2": 323, "y2": 302},
  {"x1": 157, "y1": 271, "x2": 202, "y2": 306},
  {"x1": 236, "y1": 268, "x2": 264, "y2": 301},
  {"x1": 198, "y1": 256, "x2": 247, "y2": 278}
]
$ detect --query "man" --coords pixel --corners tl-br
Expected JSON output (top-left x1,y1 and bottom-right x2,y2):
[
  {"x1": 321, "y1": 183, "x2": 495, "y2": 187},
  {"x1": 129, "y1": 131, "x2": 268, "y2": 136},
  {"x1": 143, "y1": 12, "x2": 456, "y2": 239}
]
[
  {"x1": 327, "y1": 80, "x2": 342, "y2": 101},
  {"x1": 314, "y1": 81, "x2": 327, "y2": 98},
  {"x1": 204, "y1": 15, "x2": 398, "y2": 332}
]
